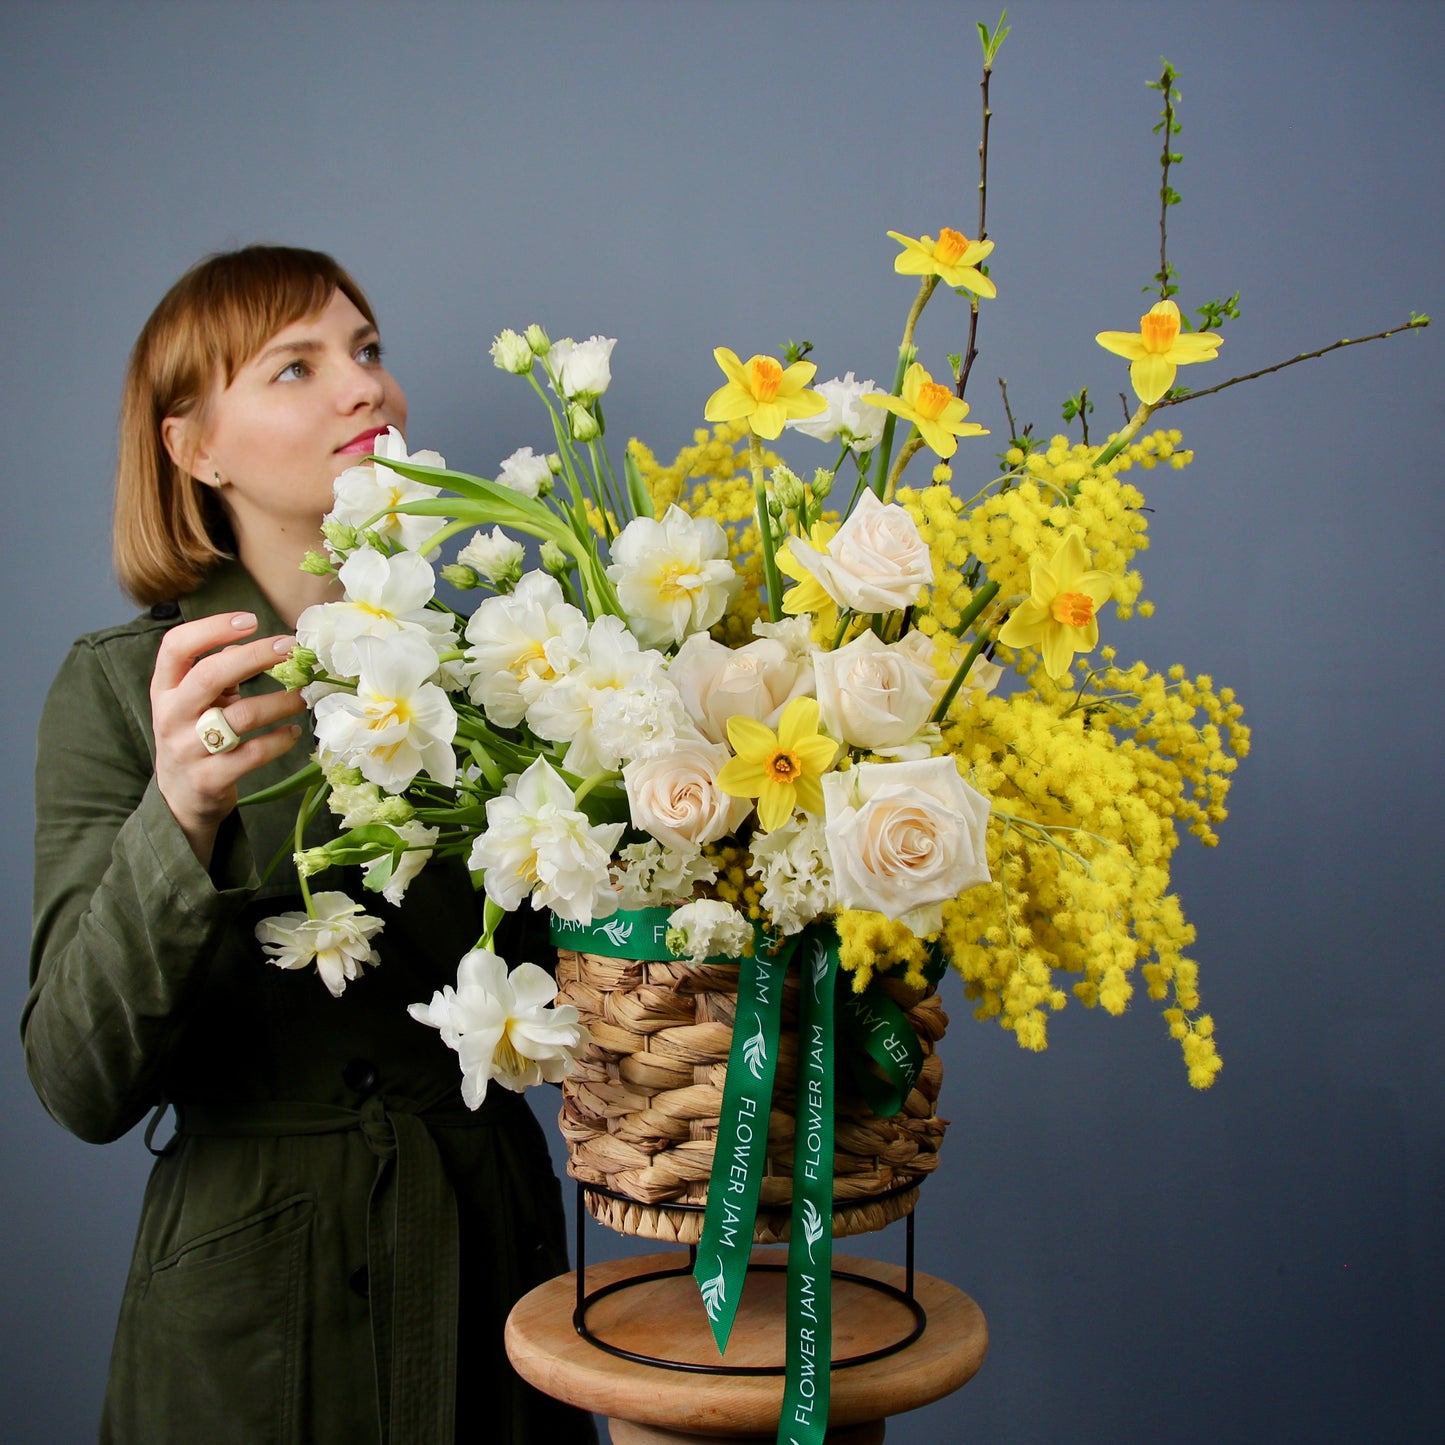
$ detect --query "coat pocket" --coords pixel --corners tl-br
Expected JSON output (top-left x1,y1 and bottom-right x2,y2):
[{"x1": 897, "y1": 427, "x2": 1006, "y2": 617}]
[{"x1": 111, "y1": 1194, "x2": 314, "y2": 1445}]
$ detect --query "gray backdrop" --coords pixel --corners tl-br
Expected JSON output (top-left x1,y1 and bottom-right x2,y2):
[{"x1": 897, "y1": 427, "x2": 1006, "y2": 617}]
[{"x1": 3, "y1": 1, "x2": 1440, "y2": 1441}]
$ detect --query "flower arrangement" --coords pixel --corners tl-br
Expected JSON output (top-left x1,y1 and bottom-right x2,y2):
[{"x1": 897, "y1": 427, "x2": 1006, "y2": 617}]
[{"x1": 248, "y1": 23, "x2": 1424, "y2": 1439}]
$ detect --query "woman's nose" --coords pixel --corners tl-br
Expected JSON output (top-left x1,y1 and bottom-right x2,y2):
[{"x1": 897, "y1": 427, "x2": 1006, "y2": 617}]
[{"x1": 339, "y1": 358, "x2": 387, "y2": 412}]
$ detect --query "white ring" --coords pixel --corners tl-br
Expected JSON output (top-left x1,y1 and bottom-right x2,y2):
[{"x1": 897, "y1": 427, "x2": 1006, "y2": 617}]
[{"x1": 196, "y1": 707, "x2": 240, "y2": 755}]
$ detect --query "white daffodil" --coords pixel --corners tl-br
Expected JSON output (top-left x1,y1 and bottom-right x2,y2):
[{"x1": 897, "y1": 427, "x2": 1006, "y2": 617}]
[
  {"x1": 606, "y1": 505, "x2": 741, "y2": 650},
  {"x1": 495, "y1": 446, "x2": 552, "y2": 499},
  {"x1": 526, "y1": 615, "x2": 689, "y2": 773},
  {"x1": 297, "y1": 548, "x2": 451, "y2": 679},
  {"x1": 546, "y1": 335, "x2": 616, "y2": 402},
  {"x1": 787, "y1": 371, "x2": 887, "y2": 452},
  {"x1": 463, "y1": 571, "x2": 589, "y2": 726},
  {"x1": 456, "y1": 527, "x2": 526, "y2": 589},
  {"x1": 469, "y1": 758, "x2": 625, "y2": 923},
  {"x1": 361, "y1": 818, "x2": 440, "y2": 907},
  {"x1": 255, "y1": 892, "x2": 385, "y2": 997},
  {"x1": 314, "y1": 633, "x2": 458, "y2": 792},
  {"x1": 664, "y1": 900, "x2": 753, "y2": 967},
  {"x1": 326, "y1": 427, "x2": 450, "y2": 555},
  {"x1": 408, "y1": 948, "x2": 589, "y2": 1109},
  {"x1": 746, "y1": 815, "x2": 836, "y2": 936}
]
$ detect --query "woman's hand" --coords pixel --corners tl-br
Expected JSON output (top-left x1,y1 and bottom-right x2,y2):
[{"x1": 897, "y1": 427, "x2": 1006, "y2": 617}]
[{"x1": 151, "y1": 611, "x2": 307, "y2": 866}]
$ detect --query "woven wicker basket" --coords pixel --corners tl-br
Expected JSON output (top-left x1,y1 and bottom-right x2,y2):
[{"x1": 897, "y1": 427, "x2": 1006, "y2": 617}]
[{"x1": 555, "y1": 946, "x2": 949, "y2": 1245}]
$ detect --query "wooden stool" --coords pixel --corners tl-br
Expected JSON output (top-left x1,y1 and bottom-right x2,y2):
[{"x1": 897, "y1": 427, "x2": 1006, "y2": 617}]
[{"x1": 505, "y1": 1250, "x2": 988, "y2": 1442}]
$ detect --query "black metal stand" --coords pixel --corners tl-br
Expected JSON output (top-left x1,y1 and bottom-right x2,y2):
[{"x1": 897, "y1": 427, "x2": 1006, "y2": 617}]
[{"x1": 571, "y1": 1181, "x2": 927, "y2": 1375}]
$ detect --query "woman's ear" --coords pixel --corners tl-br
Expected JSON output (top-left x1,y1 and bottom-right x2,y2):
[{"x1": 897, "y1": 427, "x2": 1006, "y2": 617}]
[{"x1": 160, "y1": 415, "x2": 221, "y2": 488}]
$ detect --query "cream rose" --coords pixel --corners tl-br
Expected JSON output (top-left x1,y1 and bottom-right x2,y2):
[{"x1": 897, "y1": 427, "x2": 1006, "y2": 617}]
[
  {"x1": 623, "y1": 739, "x2": 749, "y2": 853},
  {"x1": 784, "y1": 489, "x2": 932, "y2": 614},
  {"x1": 668, "y1": 633, "x2": 814, "y2": 744},
  {"x1": 823, "y1": 757, "x2": 991, "y2": 935},
  {"x1": 814, "y1": 630, "x2": 942, "y2": 752}
]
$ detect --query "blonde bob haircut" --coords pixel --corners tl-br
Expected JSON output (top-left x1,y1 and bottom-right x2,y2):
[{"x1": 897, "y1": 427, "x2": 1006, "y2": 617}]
[{"x1": 114, "y1": 245, "x2": 376, "y2": 605}]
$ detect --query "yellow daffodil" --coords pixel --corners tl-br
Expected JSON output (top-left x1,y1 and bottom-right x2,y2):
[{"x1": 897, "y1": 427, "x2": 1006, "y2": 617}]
[
  {"x1": 862, "y1": 362, "x2": 988, "y2": 458},
  {"x1": 888, "y1": 227, "x2": 997, "y2": 298},
  {"x1": 778, "y1": 519, "x2": 839, "y2": 623},
  {"x1": 717, "y1": 696, "x2": 839, "y2": 832},
  {"x1": 1095, "y1": 299, "x2": 1222, "y2": 405},
  {"x1": 996, "y1": 526, "x2": 1116, "y2": 680},
  {"x1": 703, "y1": 348, "x2": 828, "y2": 441}
]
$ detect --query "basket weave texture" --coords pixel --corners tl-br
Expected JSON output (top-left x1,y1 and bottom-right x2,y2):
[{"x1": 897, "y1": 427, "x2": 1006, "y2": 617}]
[{"x1": 555, "y1": 947, "x2": 950, "y2": 1245}]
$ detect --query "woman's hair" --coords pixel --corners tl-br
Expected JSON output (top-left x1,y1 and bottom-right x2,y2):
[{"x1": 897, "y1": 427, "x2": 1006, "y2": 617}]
[{"x1": 114, "y1": 245, "x2": 376, "y2": 605}]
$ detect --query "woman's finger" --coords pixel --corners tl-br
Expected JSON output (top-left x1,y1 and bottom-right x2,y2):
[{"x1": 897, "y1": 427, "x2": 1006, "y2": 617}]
[
  {"x1": 206, "y1": 687, "x2": 307, "y2": 742},
  {"x1": 150, "y1": 611, "x2": 260, "y2": 694},
  {"x1": 168, "y1": 633, "x2": 299, "y2": 713}
]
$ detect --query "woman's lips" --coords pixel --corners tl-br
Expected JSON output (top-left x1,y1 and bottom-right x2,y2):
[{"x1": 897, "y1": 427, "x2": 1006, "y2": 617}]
[{"x1": 336, "y1": 426, "x2": 388, "y2": 455}]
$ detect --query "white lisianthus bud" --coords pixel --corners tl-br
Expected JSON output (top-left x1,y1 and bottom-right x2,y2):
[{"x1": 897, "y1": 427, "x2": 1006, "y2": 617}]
[
  {"x1": 540, "y1": 540, "x2": 570, "y2": 576},
  {"x1": 546, "y1": 452, "x2": 564, "y2": 475},
  {"x1": 810, "y1": 468, "x2": 834, "y2": 500},
  {"x1": 664, "y1": 899, "x2": 753, "y2": 967},
  {"x1": 567, "y1": 403, "x2": 602, "y2": 442},
  {"x1": 495, "y1": 447, "x2": 552, "y2": 499},
  {"x1": 525, "y1": 324, "x2": 551, "y2": 356},
  {"x1": 772, "y1": 465, "x2": 804, "y2": 510},
  {"x1": 549, "y1": 335, "x2": 616, "y2": 402},
  {"x1": 490, "y1": 329, "x2": 534, "y2": 374},
  {"x1": 441, "y1": 563, "x2": 481, "y2": 591},
  {"x1": 301, "y1": 549, "x2": 334, "y2": 577},
  {"x1": 457, "y1": 526, "x2": 526, "y2": 589}
]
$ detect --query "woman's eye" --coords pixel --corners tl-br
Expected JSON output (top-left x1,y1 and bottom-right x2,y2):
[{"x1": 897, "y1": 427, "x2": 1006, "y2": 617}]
[
  {"x1": 358, "y1": 341, "x2": 384, "y2": 364},
  {"x1": 276, "y1": 360, "x2": 310, "y2": 381}
]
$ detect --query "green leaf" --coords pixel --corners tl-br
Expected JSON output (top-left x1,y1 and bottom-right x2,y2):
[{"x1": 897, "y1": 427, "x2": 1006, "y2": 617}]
[{"x1": 623, "y1": 447, "x2": 655, "y2": 519}]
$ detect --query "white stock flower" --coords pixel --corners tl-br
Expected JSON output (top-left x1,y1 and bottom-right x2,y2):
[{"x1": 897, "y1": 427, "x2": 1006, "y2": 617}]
[
  {"x1": 665, "y1": 900, "x2": 753, "y2": 967},
  {"x1": 255, "y1": 892, "x2": 384, "y2": 997},
  {"x1": 668, "y1": 632, "x2": 814, "y2": 745},
  {"x1": 469, "y1": 758, "x2": 625, "y2": 923},
  {"x1": 823, "y1": 757, "x2": 991, "y2": 936},
  {"x1": 747, "y1": 815, "x2": 836, "y2": 936},
  {"x1": 785, "y1": 490, "x2": 933, "y2": 615},
  {"x1": 623, "y1": 738, "x2": 749, "y2": 853},
  {"x1": 611, "y1": 841, "x2": 718, "y2": 909},
  {"x1": 547, "y1": 335, "x2": 616, "y2": 401},
  {"x1": 606, "y1": 506, "x2": 740, "y2": 650},
  {"x1": 787, "y1": 372, "x2": 887, "y2": 452},
  {"x1": 361, "y1": 819, "x2": 440, "y2": 907},
  {"x1": 814, "y1": 629, "x2": 943, "y2": 753},
  {"x1": 525, "y1": 615, "x2": 686, "y2": 773},
  {"x1": 408, "y1": 948, "x2": 588, "y2": 1109},
  {"x1": 456, "y1": 527, "x2": 526, "y2": 588},
  {"x1": 297, "y1": 548, "x2": 450, "y2": 679},
  {"x1": 314, "y1": 633, "x2": 458, "y2": 792},
  {"x1": 326, "y1": 427, "x2": 450, "y2": 555},
  {"x1": 495, "y1": 446, "x2": 552, "y2": 499},
  {"x1": 463, "y1": 571, "x2": 589, "y2": 726},
  {"x1": 490, "y1": 329, "x2": 534, "y2": 374}
]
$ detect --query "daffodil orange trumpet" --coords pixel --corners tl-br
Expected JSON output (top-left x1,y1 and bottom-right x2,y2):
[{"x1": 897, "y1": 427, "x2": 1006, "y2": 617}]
[
  {"x1": 703, "y1": 347, "x2": 828, "y2": 441},
  {"x1": 1096, "y1": 299, "x2": 1222, "y2": 406}
]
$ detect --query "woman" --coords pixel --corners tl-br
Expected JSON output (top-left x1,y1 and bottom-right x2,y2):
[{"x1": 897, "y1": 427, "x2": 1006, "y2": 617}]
[{"x1": 23, "y1": 246, "x2": 593, "y2": 1444}]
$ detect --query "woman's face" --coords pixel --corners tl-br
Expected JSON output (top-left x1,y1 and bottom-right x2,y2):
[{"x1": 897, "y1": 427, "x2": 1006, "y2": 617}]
[{"x1": 187, "y1": 289, "x2": 408, "y2": 549}]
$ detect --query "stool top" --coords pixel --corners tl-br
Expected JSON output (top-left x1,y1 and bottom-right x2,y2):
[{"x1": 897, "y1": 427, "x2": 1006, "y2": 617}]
[{"x1": 505, "y1": 1250, "x2": 988, "y2": 1435}]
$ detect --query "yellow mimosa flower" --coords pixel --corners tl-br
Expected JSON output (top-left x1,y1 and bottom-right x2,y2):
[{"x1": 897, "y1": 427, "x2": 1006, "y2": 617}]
[
  {"x1": 996, "y1": 526, "x2": 1116, "y2": 679},
  {"x1": 863, "y1": 362, "x2": 988, "y2": 459},
  {"x1": 703, "y1": 348, "x2": 828, "y2": 441},
  {"x1": 888, "y1": 227, "x2": 997, "y2": 298},
  {"x1": 1095, "y1": 299, "x2": 1223, "y2": 405},
  {"x1": 717, "y1": 696, "x2": 839, "y2": 832}
]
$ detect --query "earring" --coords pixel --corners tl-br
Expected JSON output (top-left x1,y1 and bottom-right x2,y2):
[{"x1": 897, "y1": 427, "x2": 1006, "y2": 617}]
[{"x1": 213, "y1": 470, "x2": 222, "y2": 486}]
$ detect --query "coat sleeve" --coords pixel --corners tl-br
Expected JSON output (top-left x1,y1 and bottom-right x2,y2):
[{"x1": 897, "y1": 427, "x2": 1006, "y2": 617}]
[{"x1": 23, "y1": 632, "x2": 259, "y2": 1143}]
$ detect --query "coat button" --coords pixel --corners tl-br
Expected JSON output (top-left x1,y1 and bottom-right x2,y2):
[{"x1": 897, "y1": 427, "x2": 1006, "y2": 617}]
[
  {"x1": 149, "y1": 601, "x2": 180, "y2": 620},
  {"x1": 343, "y1": 1058, "x2": 380, "y2": 1094},
  {"x1": 349, "y1": 1265, "x2": 370, "y2": 1298}
]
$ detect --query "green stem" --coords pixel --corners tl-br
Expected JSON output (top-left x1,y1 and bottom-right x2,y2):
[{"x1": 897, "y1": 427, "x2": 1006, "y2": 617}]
[
  {"x1": 883, "y1": 433, "x2": 926, "y2": 503},
  {"x1": 750, "y1": 435, "x2": 783, "y2": 622},
  {"x1": 1092, "y1": 401, "x2": 1156, "y2": 470},
  {"x1": 930, "y1": 581, "x2": 1001, "y2": 724},
  {"x1": 868, "y1": 345, "x2": 915, "y2": 500}
]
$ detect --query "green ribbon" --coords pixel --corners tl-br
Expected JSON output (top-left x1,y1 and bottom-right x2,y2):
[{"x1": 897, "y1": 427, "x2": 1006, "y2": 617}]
[
  {"x1": 549, "y1": 907, "x2": 677, "y2": 960},
  {"x1": 780, "y1": 932, "x2": 838, "y2": 1445},
  {"x1": 836, "y1": 981, "x2": 925, "y2": 1119},
  {"x1": 693, "y1": 936, "x2": 794, "y2": 1351}
]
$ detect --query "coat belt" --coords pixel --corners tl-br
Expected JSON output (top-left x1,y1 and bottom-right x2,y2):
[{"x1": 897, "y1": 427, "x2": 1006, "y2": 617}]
[{"x1": 174, "y1": 1090, "x2": 502, "y2": 1445}]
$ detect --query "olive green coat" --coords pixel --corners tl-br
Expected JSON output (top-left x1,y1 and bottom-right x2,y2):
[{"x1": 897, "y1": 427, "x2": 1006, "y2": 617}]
[{"x1": 24, "y1": 561, "x2": 593, "y2": 1445}]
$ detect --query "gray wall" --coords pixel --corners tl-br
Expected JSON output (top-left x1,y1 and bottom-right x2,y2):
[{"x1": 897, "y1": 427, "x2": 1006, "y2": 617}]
[{"x1": 3, "y1": 1, "x2": 1441, "y2": 1440}]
